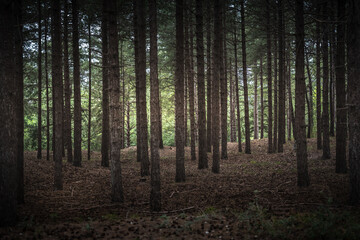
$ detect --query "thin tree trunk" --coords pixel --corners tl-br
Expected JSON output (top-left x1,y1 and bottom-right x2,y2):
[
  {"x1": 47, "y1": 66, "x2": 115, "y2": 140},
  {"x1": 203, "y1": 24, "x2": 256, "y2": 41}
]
[
  {"x1": 322, "y1": 2, "x2": 331, "y2": 160},
  {"x1": 241, "y1": 0, "x2": 250, "y2": 154},
  {"x1": 234, "y1": 29, "x2": 242, "y2": 152},
  {"x1": 52, "y1": 0, "x2": 63, "y2": 190},
  {"x1": 73, "y1": 0, "x2": 82, "y2": 167},
  {"x1": 329, "y1": 23, "x2": 335, "y2": 137},
  {"x1": 266, "y1": 0, "x2": 273, "y2": 153},
  {"x1": 316, "y1": 5, "x2": 322, "y2": 150},
  {"x1": 63, "y1": 0, "x2": 72, "y2": 163},
  {"x1": 212, "y1": 0, "x2": 221, "y2": 173},
  {"x1": 101, "y1": 0, "x2": 110, "y2": 167},
  {"x1": 87, "y1": 22, "x2": 92, "y2": 161},
  {"x1": 305, "y1": 53, "x2": 313, "y2": 138},
  {"x1": 149, "y1": 0, "x2": 161, "y2": 211},
  {"x1": 206, "y1": 0, "x2": 212, "y2": 153},
  {"x1": 295, "y1": 0, "x2": 309, "y2": 187},
  {"x1": 37, "y1": 0, "x2": 42, "y2": 160},
  {"x1": 108, "y1": 0, "x2": 124, "y2": 203},
  {"x1": 230, "y1": 60, "x2": 236, "y2": 142},
  {"x1": 175, "y1": 0, "x2": 186, "y2": 182},
  {"x1": 254, "y1": 69, "x2": 258, "y2": 139},
  {"x1": 278, "y1": 0, "x2": 285, "y2": 152},
  {"x1": 273, "y1": 8, "x2": 278, "y2": 152},
  {"x1": 260, "y1": 56, "x2": 264, "y2": 139},
  {"x1": 335, "y1": 0, "x2": 347, "y2": 173},
  {"x1": 126, "y1": 100, "x2": 131, "y2": 148},
  {"x1": 221, "y1": 1, "x2": 227, "y2": 159},
  {"x1": 45, "y1": 11, "x2": 50, "y2": 162}
]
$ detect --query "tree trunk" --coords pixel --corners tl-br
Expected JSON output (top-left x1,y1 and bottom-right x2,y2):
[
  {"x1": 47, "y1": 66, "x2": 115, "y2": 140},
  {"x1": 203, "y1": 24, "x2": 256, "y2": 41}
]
[
  {"x1": 221, "y1": 1, "x2": 227, "y2": 159},
  {"x1": 322, "y1": 2, "x2": 331, "y2": 160},
  {"x1": 52, "y1": 0, "x2": 63, "y2": 190},
  {"x1": 63, "y1": 0, "x2": 73, "y2": 163},
  {"x1": 175, "y1": 0, "x2": 186, "y2": 182},
  {"x1": 305, "y1": 53, "x2": 313, "y2": 138},
  {"x1": 87, "y1": 22, "x2": 92, "y2": 161},
  {"x1": 329, "y1": 22, "x2": 335, "y2": 137},
  {"x1": 278, "y1": 0, "x2": 285, "y2": 153},
  {"x1": 37, "y1": 0, "x2": 42, "y2": 160},
  {"x1": 206, "y1": 0, "x2": 212, "y2": 153},
  {"x1": 73, "y1": 0, "x2": 82, "y2": 167},
  {"x1": 149, "y1": 0, "x2": 161, "y2": 211},
  {"x1": 273, "y1": 8, "x2": 278, "y2": 152},
  {"x1": 254, "y1": 69, "x2": 258, "y2": 139},
  {"x1": 45, "y1": 14, "x2": 50, "y2": 161},
  {"x1": 134, "y1": 0, "x2": 141, "y2": 162},
  {"x1": 234, "y1": 28, "x2": 242, "y2": 152},
  {"x1": 126, "y1": 100, "x2": 131, "y2": 147},
  {"x1": 266, "y1": 0, "x2": 273, "y2": 153},
  {"x1": 295, "y1": 0, "x2": 309, "y2": 187},
  {"x1": 241, "y1": 0, "x2": 250, "y2": 154},
  {"x1": 260, "y1": 57, "x2": 264, "y2": 139},
  {"x1": 101, "y1": 0, "x2": 110, "y2": 167},
  {"x1": 212, "y1": 0, "x2": 221, "y2": 173},
  {"x1": 316, "y1": 5, "x2": 322, "y2": 150},
  {"x1": 108, "y1": 0, "x2": 124, "y2": 202},
  {"x1": 348, "y1": 0, "x2": 360, "y2": 204},
  {"x1": 230, "y1": 60, "x2": 236, "y2": 142},
  {"x1": 335, "y1": 0, "x2": 347, "y2": 174},
  {"x1": 136, "y1": 0, "x2": 149, "y2": 176}
]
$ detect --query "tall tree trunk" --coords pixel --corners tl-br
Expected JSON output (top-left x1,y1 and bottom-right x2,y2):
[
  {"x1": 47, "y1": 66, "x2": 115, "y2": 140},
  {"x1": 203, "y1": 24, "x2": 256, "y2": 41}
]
[
  {"x1": 329, "y1": 22, "x2": 335, "y2": 137},
  {"x1": 316, "y1": 5, "x2": 322, "y2": 150},
  {"x1": 45, "y1": 11, "x2": 50, "y2": 161},
  {"x1": 206, "y1": 0, "x2": 212, "y2": 153},
  {"x1": 63, "y1": 0, "x2": 72, "y2": 163},
  {"x1": 221, "y1": 1, "x2": 227, "y2": 159},
  {"x1": 234, "y1": 26, "x2": 242, "y2": 152},
  {"x1": 335, "y1": 0, "x2": 347, "y2": 173},
  {"x1": 348, "y1": 0, "x2": 360, "y2": 204},
  {"x1": 212, "y1": 0, "x2": 221, "y2": 173},
  {"x1": 120, "y1": 41, "x2": 125, "y2": 149},
  {"x1": 278, "y1": 0, "x2": 285, "y2": 152},
  {"x1": 175, "y1": 0, "x2": 186, "y2": 182},
  {"x1": 0, "y1": 0, "x2": 21, "y2": 226},
  {"x1": 126, "y1": 100, "x2": 131, "y2": 147},
  {"x1": 196, "y1": 0, "x2": 208, "y2": 169},
  {"x1": 230, "y1": 60, "x2": 236, "y2": 142},
  {"x1": 37, "y1": 0, "x2": 42, "y2": 160},
  {"x1": 305, "y1": 53, "x2": 313, "y2": 138},
  {"x1": 52, "y1": 0, "x2": 63, "y2": 190},
  {"x1": 295, "y1": 0, "x2": 309, "y2": 187},
  {"x1": 266, "y1": 0, "x2": 273, "y2": 153},
  {"x1": 101, "y1": 0, "x2": 110, "y2": 167},
  {"x1": 254, "y1": 68, "x2": 258, "y2": 139},
  {"x1": 136, "y1": 0, "x2": 149, "y2": 176},
  {"x1": 273, "y1": 9, "x2": 278, "y2": 152},
  {"x1": 241, "y1": 0, "x2": 250, "y2": 154},
  {"x1": 108, "y1": 0, "x2": 124, "y2": 202},
  {"x1": 260, "y1": 56, "x2": 264, "y2": 139},
  {"x1": 288, "y1": 56, "x2": 294, "y2": 139},
  {"x1": 149, "y1": 0, "x2": 161, "y2": 211},
  {"x1": 322, "y1": 2, "x2": 331, "y2": 160},
  {"x1": 73, "y1": 0, "x2": 82, "y2": 167},
  {"x1": 87, "y1": 22, "x2": 92, "y2": 161}
]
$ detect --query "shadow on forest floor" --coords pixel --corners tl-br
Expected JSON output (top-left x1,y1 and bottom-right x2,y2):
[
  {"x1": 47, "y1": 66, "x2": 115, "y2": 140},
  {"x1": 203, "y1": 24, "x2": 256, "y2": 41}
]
[{"x1": 1, "y1": 137, "x2": 360, "y2": 239}]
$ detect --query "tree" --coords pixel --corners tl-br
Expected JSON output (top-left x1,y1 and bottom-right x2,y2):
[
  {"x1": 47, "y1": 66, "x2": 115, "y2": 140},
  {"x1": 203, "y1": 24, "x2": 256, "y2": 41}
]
[
  {"x1": 212, "y1": 0, "x2": 221, "y2": 173},
  {"x1": 149, "y1": 0, "x2": 161, "y2": 211},
  {"x1": 175, "y1": 0, "x2": 186, "y2": 182},
  {"x1": 260, "y1": 56, "x2": 264, "y2": 139},
  {"x1": 135, "y1": 0, "x2": 150, "y2": 176},
  {"x1": 73, "y1": 0, "x2": 82, "y2": 167},
  {"x1": 63, "y1": 0, "x2": 73, "y2": 163},
  {"x1": 335, "y1": 0, "x2": 347, "y2": 174},
  {"x1": 196, "y1": 0, "x2": 207, "y2": 169},
  {"x1": 234, "y1": 26, "x2": 242, "y2": 153},
  {"x1": 316, "y1": 5, "x2": 322, "y2": 150},
  {"x1": 254, "y1": 67, "x2": 258, "y2": 139},
  {"x1": 87, "y1": 21, "x2": 92, "y2": 161},
  {"x1": 241, "y1": 0, "x2": 251, "y2": 154},
  {"x1": 37, "y1": 0, "x2": 42, "y2": 160},
  {"x1": 295, "y1": 0, "x2": 309, "y2": 187},
  {"x1": 45, "y1": 10, "x2": 50, "y2": 161},
  {"x1": 322, "y1": 2, "x2": 330, "y2": 160},
  {"x1": 347, "y1": 0, "x2": 360, "y2": 204},
  {"x1": 0, "y1": 0, "x2": 20, "y2": 227},
  {"x1": 266, "y1": 0, "x2": 273, "y2": 153},
  {"x1": 277, "y1": 0, "x2": 285, "y2": 152},
  {"x1": 52, "y1": 0, "x2": 63, "y2": 190},
  {"x1": 230, "y1": 61, "x2": 236, "y2": 142},
  {"x1": 101, "y1": 0, "x2": 110, "y2": 167},
  {"x1": 206, "y1": 0, "x2": 212, "y2": 153},
  {"x1": 220, "y1": 1, "x2": 227, "y2": 159},
  {"x1": 108, "y1": 0, "x2": 124, "y2": 202}
]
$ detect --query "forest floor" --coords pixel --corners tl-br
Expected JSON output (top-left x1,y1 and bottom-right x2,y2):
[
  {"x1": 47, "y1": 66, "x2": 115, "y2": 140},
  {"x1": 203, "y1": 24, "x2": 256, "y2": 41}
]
[{"x1": 1, "y1": 137, "x2": 360, "y2": 239}]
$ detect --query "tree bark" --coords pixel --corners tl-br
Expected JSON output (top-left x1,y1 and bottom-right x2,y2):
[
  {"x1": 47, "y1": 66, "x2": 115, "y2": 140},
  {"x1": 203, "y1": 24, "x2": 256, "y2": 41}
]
[
  {"x1": 260, "y1": 56, "x2": 264, "y2": 139},
  {"x1": 305, "y1": 52, "x2": 313, "y2": 138},
  {"x1": 241, "y1": 0, "x2": 250, "y2": 154},
  {"x1": 230, "y1": 60, "x2": 236, "y2": 142},
  {"x1": 316, "y1": 5, "x2": 322, "y2": 150},
  {"x1": 335, "y1": 0, "x2": 347, "y2": 173},
  {"x1": 175, "y1": 0, "x2": 186, "y2": 182},
  {"x1": 273, "y1": 7, "x2": 278, "y2": 152},
  {"x1": 63, "y1": 0, "x2": 73, "y2": 163},
  {"x1": 108, "y1": 0, "x2": 124, "y2": 202},
  {"x1": 348, "y1": 0, "x2": 360, "y2": 204},
  {"x1": 52, "y1": 0, "x2": 63, "y2": 190},
  {"x1": 149, "y1": 0, "x2": 161, "y2": 211},
  {"x1": 295, "y1": 0, "x2": 310, "y2": 187},
  {"x1": 254, "y1": 69, "x2": 258, "y2": 139},
  {"x1": 87, "y1": 22, "x2": 92, "y2": 161},
  {"x1": 278, "y1": 0, "x2": 285, "y2": 152},
  {"x1": 101, "y1": 0, "x2": 110, "y2": 167},
  {"x1": 221, "y1": 1, "x2": 227, "y2": 159},
  {"x1": 73, "y1": 0, "x2": 82, "y2": 167},
  {"x1": 266, "y1": 0, "x2": 273, "y2": 153},
  {"x1": 37, "y1": 0, "x2": 42, "y2": 160},
  {"x1": 322, "y1": 2, "x2": 331, "y2": 160},
  {"x1": 206, "y1": 0, "x2": 212, "y2": 153}
]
